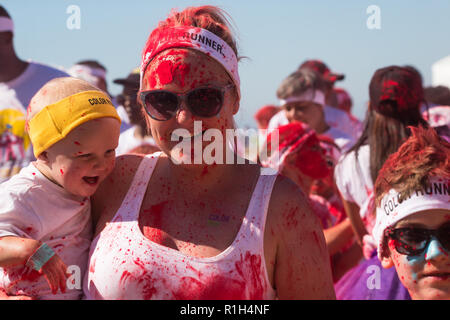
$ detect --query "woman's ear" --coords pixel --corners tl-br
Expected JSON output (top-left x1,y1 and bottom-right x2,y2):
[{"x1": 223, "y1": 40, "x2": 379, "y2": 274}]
[
  {"x1": 231, "y1": 89, "x2": 240, "y2": 115},
  {"x1": 232, "y1": 98, "x2": 240, "y2": 115},
  {"x1": 380, "y1": 255, "x2": 395, "y2": 269}
]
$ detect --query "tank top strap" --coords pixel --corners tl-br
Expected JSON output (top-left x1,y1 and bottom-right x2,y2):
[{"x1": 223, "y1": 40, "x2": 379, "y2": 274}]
[
  {"x1": 242, "y1": 173, "x2": 278, "y2": 242},
  {"x1": 112, "y1": 152, "x2": 161, "y2": 222}
]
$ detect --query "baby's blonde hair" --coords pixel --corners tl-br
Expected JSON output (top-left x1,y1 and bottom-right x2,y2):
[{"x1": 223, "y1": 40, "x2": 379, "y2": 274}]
[{"x1": 27, "y1": 77, "x2": 106, "y2": 126}]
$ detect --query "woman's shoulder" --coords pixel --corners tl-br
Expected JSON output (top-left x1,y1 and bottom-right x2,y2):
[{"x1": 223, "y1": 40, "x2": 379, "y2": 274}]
[
  {"x1": 266, "y1": 175, "x2": 317, "y2": 233},
  {"x1": 92, "y1": 154, "x2": 146, "y2": 209}
]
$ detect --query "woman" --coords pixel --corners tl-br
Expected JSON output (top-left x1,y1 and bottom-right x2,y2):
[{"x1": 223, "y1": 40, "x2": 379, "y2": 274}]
[
  {"x1": 334, "y1": 65, "x2": 428, "y2": 299},
  {"x1": 83, "y1": 6, "x2": 335, "y2": 300},
  {"x1": 373, "y1": 126, "x2": 450, "y2": 299}
]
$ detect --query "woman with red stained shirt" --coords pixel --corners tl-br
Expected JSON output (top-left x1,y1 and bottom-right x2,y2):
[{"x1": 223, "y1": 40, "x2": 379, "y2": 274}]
[
  {"x1": 82, "y1": 6, "x2": 335, "y2": 300},
  {"x1": 373, "y1": 126, "x2": 450, "y2": 300},
  {"x1": 334, "y1": 65, "x2": 428, "y2": 299}
]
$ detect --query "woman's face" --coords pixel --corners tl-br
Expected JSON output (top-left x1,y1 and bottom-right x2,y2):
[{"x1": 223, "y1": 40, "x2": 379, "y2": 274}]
[
  {"x1": 284, "y1": 101, "x2": 324, "y2": 132},
  {"x1": 382, "y1": 209, "x2": 450, "y2": 300},
  {"x1": 141, "y1": 49, "x2": 238, "y2": 163}
]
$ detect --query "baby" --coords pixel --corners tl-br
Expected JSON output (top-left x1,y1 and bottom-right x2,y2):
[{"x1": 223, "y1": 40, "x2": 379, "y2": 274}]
[{"x1": 0, "y1": 77, "x2": 121, "y2": 299}]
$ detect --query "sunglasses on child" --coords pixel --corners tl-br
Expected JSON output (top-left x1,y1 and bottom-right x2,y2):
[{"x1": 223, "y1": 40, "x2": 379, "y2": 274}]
[
  {"x1": 385, "y1": 222, "x2": 450, "y2": 256},
  {"x1": 139, "y1": 84, "x2": 235, "y2": 121}
]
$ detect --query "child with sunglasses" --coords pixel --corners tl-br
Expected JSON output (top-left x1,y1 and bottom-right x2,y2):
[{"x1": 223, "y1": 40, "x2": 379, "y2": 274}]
[
  {"x1": 373, "y1": 126, "x2": 450, "y2": 300},
  {"x1": 83, "y1": 5, "x2": 335, "y2": 300}
]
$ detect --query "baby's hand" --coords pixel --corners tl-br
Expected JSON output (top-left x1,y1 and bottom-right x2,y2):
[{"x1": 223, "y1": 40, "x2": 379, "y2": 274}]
[{"x1": 39, "y1": 255, "x2": 69, "y2": 295}]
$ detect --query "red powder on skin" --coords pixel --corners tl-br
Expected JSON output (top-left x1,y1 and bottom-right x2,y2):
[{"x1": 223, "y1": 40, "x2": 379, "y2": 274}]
[
  {"x1": 74, "y1": 141, "x2": 81, "y2": 146},
  {"x1": 141, "y1": 201, "x2": 169, "y2": 244},
  {"x1": 312, "y1": 231, "x2": 320, "y2": 246},
  {"x1": 156, "y1": 60, "x2": 175, "y2": 85},
  {"x1": 284, "y1": 207, "x2": 298, "y2": 228},
  {"x1": 60, "y1": 169, "x2": 64, "y2": 175},
  {"x1": 173, "y1": 62, "x2": 190, "y2": 88},
  {"x1": 200, "y1": 166, "x2": 209, "y2": 177}
]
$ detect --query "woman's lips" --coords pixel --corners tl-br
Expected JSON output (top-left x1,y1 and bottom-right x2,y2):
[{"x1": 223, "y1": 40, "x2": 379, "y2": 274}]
[{"x1": 421, "y1": 272, "x2": 450, "y2": 281}]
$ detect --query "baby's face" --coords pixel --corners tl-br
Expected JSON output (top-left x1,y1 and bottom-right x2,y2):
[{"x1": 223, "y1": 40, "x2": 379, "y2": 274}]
[
  {"x1": 43, "y1": 117, "x2": 120, "y2": 197},
  {"x1": 382, "y1": 209, "x2": 450, "y2": 300}
]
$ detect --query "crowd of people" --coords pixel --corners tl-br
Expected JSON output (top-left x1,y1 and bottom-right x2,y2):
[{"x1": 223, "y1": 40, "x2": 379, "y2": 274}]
[{"x1": 0, "y1": 4, "x2": 449, "y2": 300}]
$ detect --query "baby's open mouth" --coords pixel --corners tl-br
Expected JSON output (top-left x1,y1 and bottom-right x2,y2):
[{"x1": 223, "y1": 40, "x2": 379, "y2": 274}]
[{"x1": 83, "y1": 176, "x2": 99, "y2": 185}]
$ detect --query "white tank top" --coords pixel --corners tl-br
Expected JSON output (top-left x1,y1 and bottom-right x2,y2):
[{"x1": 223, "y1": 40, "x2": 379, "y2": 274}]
[{"x1": 83, "y1": 153, "x2": 277, "y2": 300}]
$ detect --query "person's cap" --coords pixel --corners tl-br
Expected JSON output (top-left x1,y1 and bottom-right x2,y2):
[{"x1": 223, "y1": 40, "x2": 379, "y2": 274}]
[
  {"x1": 333, "y1": 87, "x2": 353, "y2": 112},
  {"x1": 0, "y1": 6, "x2": 13, "y2": 33},
  {"x1": 113, "y1": 68, "x2": 140, "y2": 87},
  {"x1": 369, "y1": 65, "x2": 424, "y2": 116},
  {"x1": 299, "y1": 60, "x2": 345, "y2": 83}
]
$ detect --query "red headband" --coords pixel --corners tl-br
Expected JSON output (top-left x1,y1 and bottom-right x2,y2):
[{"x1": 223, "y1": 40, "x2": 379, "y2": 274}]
[{"x1": 140, "y1": 26, "x2": 240, "y2": 97}]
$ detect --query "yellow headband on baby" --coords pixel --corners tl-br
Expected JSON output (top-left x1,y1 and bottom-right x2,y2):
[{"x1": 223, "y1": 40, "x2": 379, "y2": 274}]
[{"x1": 28, "y1": 90, "x2": 121, "y2": 157}]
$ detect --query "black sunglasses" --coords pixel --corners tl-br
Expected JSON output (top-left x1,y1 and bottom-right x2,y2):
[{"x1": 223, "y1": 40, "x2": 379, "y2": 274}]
[
  {"x1": 385, "y1": 222, "x2": 450, "y2": 256},
  {"x1": 139, "y1": 84, "x2": 234, "y2": 121}
]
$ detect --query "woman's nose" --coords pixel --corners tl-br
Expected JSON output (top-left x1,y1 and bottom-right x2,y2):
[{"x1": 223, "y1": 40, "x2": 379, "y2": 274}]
[{"x1": 175, "y1": 100, "x2": 194, "y2": 124}]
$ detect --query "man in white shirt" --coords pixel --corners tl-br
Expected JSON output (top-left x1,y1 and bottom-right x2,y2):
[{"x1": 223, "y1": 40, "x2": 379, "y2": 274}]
[{"x1": 0, "y1": 6, "x2": 68, "y2": 182}]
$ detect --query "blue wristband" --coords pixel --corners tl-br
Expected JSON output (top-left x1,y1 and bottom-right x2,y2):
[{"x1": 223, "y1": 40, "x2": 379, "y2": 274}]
[{"x1": 26, "y1": 243, "x2": 55, "y2": 271}]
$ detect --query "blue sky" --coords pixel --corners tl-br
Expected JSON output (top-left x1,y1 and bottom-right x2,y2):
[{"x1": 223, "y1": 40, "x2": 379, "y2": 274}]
[{"x1": 3, "y1": 0, "x2": 450, "y2": 127}]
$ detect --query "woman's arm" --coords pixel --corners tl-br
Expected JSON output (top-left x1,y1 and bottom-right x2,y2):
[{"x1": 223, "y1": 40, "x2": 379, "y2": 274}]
[
  {"x1": 323, "y1": 218, "x2": 355, "y2": 256},
  {"x1": 268, "y1": 177, "x2": 336, "y2": 299},
  {"x1": 340, "y1": 197, "x2": 367, "y2": 246}
]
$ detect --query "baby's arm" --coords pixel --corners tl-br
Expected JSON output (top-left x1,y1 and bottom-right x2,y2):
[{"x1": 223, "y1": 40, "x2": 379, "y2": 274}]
[
  {"x1": 0, "y1": 236, "x2": 41, "y2": 267},
  {"x1": 0, "y1": 236, "x2": 69, "y2": 295}
]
